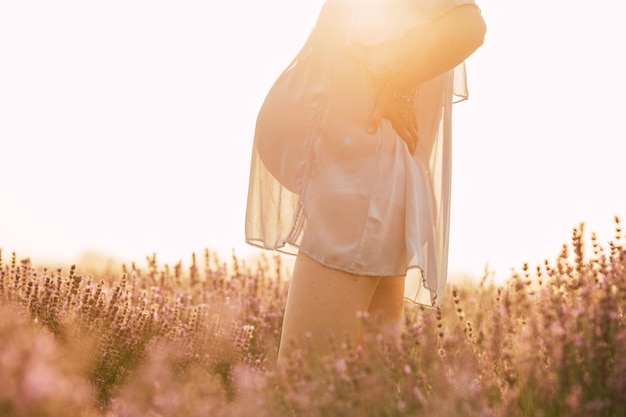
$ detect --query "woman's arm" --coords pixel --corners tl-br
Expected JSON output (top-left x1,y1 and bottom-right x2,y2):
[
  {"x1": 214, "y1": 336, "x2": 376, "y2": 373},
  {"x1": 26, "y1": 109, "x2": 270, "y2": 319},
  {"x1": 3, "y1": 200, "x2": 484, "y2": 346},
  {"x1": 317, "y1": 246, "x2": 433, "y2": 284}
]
[
  {"x1": 390, "y1": 4, "x2": 486, "y2": 93},
  {"x1": 367, "y1": 4, "x2": 486, "y2": 155}
]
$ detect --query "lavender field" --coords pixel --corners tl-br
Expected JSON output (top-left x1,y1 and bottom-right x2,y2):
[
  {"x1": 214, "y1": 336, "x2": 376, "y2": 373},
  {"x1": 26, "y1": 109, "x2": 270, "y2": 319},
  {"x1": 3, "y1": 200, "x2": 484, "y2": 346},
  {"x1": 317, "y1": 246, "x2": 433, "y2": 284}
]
[{"x1": 1, "y1": 219, "x2": 625, "y2": 417}]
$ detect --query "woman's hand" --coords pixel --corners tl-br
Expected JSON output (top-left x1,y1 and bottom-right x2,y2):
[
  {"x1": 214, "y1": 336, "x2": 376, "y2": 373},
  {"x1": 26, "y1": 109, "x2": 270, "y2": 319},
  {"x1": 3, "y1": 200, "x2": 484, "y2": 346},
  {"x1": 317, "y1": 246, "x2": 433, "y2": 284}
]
[{"x1": 367, "y1": 85, "x2": 419, "y2": 155}]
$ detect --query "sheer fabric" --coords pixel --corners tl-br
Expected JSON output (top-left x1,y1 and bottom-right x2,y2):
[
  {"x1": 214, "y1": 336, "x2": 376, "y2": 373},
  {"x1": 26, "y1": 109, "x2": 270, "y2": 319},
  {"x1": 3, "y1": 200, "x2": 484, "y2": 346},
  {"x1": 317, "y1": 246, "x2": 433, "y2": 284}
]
[{"x1": 245, "y1": 0, "x2": 477, "y2": 307}]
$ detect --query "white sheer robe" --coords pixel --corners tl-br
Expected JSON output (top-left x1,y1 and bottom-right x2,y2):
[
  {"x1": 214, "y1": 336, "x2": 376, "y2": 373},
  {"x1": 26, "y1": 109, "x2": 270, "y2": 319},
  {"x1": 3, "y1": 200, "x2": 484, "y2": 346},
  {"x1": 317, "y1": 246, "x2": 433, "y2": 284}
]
[{"x1": 246, "y1": 0, "x2": 478, "y2": 307}]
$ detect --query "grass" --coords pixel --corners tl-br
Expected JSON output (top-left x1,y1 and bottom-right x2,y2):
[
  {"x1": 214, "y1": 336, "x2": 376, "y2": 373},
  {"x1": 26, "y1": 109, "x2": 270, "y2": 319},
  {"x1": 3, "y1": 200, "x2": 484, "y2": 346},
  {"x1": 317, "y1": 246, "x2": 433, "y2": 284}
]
[{"x1": 0, "y1": 218, "x2": 624, "y2": 416}]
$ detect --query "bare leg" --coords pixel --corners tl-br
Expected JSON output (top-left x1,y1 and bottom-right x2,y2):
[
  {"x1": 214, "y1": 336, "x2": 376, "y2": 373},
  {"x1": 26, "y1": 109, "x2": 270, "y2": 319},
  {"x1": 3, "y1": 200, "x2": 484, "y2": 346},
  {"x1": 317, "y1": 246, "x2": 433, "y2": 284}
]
[
  {"x1": 277, "y1": 252, "x2": 381, "y2": 364},
  {"x1": 366, "y1": 276, "x2": 405, "y2": 346}
]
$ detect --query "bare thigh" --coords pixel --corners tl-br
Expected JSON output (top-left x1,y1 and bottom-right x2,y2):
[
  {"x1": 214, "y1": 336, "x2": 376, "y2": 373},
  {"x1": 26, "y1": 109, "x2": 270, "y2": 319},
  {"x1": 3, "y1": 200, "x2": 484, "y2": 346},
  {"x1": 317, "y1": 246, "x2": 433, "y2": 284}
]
[
  {"x1": 277, "y1": 252, "x2": 381, "y2": 363},
  {"x1": 367, "y1": 275, "x2": 406, "y2": 343}
]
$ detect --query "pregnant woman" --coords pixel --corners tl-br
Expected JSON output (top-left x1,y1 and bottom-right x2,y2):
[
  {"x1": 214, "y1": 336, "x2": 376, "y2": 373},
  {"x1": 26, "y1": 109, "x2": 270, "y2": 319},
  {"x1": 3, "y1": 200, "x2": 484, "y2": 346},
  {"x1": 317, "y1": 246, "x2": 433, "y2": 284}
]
[{"x1": 245, "y1": 0, "x2": 486, "y2": 362}]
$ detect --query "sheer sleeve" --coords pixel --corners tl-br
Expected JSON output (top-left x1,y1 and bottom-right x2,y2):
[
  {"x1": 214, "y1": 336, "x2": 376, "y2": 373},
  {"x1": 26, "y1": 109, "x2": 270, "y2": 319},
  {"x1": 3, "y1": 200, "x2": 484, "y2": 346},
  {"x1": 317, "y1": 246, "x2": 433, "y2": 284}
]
[
  {"x1": 344, "y1": 0, "x2": 478, "y2": 47},
  {"x1": 343, "y1": 0, "x2": 477, "y2": 85}
]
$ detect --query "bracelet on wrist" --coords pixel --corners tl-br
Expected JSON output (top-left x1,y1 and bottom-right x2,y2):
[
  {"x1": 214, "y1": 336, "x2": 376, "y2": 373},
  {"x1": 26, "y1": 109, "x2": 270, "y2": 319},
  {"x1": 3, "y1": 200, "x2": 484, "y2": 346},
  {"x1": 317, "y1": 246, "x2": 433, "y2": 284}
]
[{"x1": 387, "y1": 84, "x2": 418, "y2": 102}]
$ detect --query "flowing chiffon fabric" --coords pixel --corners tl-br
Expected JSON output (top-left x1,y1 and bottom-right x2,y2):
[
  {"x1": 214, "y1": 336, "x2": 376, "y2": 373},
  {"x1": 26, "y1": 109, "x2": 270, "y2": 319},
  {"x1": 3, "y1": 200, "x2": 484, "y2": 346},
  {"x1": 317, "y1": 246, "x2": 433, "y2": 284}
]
[{"x1": 246, "y1": 0, "x2": 477, "y2": 307}]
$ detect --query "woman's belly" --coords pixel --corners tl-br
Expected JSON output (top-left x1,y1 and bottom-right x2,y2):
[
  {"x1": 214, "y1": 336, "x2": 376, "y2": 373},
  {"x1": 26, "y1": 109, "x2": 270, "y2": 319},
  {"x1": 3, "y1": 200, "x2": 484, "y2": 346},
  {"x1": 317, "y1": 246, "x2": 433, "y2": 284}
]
[{"x1": 255, "y1": 53, "x2": 379, "y2": 194}]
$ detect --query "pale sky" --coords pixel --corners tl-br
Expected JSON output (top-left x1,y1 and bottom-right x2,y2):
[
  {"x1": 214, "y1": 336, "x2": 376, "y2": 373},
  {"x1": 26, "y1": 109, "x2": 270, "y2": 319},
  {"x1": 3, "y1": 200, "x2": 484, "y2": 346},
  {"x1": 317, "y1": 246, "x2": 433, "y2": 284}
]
[{"x1": 1, "y1": 0, "x2": 624, "y2": 282}]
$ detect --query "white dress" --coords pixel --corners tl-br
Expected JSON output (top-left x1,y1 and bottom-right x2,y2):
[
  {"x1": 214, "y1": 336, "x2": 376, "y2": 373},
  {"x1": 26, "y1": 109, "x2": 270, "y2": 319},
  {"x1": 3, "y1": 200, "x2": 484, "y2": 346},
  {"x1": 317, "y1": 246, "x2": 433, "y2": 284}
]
[{"x1": 246, "y1": 0, "x2": 477, "y2": 307}]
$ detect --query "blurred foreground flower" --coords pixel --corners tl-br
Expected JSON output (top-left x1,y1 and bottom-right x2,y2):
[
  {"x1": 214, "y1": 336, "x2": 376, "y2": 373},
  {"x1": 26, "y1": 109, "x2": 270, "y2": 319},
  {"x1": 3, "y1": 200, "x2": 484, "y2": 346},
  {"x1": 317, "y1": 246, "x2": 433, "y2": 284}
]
[{"x1": 0, "y1": 302, "x2": 96, "y2": 417}]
